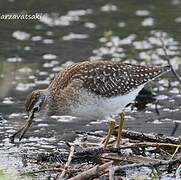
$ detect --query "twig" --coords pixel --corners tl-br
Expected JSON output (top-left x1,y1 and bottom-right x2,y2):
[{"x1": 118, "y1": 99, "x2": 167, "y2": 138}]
[
  {"x1": 117, "y1": 142, "x2": 181, "y2": 149},
  {"x1": 120, "y1": 130, "x2": 181, "y2": 144},
  {"x1": 100, "y1": 154, "x2": 159, "y2": 164},
  {"x1": 160, "y1": 38, "x2": 181, "y2": 84},
  {"x1": 68, "y1": 161, "x2": 113, "y2": 180},
  {"x1": 158, "y1": 148, "x2": 172, "y2": 158},
  {"x1": 169, "y1": 145, "x2": 180, "y2": 161},
  {"x1": 155, "y1": 100, "x2": 160, "y2": 115},
  {"x1": 21, "y1": 168, "x2": 64, "y2": 175},
  {"x1": 176, "y1": 164, "x2": 181, "y2": 179},
  {"x1": 60, "y1": 145, "x2": 75, "y2": 179},
  {"x1": 109, "y1": 165, "x2": 114, "y2": 180},
  {"x1": 114, "y1": 156, "x2": 181, "y2": 173},
  {"x1": 171, "y1": 122, "x2": 180, "y2": 136},
  {"x1": 150, "y1": 168, "x2": 159, "y2": 179}
]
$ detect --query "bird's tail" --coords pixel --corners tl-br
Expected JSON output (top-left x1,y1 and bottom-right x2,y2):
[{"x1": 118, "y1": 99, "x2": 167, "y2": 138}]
[
  {"x1": 151, "y1": 64, "x2": 171, "y2": 80},
  {"x1": 162, "y1": 64, "x2": 172, "y2": 72}
]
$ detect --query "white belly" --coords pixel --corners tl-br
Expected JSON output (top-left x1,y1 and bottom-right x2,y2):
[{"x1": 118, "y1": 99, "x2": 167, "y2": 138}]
[{"x1": 70, "y1": 84, "x2": 145, "y2": 120}]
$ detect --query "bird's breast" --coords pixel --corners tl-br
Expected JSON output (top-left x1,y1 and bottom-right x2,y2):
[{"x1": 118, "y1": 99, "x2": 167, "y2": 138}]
[{"x1": 69, "y1": 84, "x2": 145, "y2": 120}]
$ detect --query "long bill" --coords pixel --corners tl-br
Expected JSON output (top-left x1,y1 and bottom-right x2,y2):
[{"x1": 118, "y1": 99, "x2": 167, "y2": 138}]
[{"x1": 9, "y1": 110, "x2": 35, "y2": 143}]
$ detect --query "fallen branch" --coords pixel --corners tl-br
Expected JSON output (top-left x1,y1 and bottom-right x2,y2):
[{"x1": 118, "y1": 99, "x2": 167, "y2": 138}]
[
  {"x1": 109, "y1": 165, "x2": 114, "y2": 180},
  {"x1": 113, "y1": 156, "x2": 181, "y2": 173},
  {"x1": 100, "y1": 154, "x2": 159, "y2": 164},
  {"x1": 59, "y1": 145, "x2": 75, "y2": 179},
  {"x1": 160, "y1": 37, "x2": 181, "y2": 84},
  {"x1": 176, "y1": 164, "x2": 181, "y2": 179},
  {"x1": 68, "y1": 161, "x2": 113, "y2": 180},
  {"x1": 169, "y1": 145, "x2": 180, "y2": 161},
  {"x1": 120, "y1": 129, "x2": 181, "y2": 144},
  {"x1": 116, "y1": 142, "x2": 181, "y2": 150}
]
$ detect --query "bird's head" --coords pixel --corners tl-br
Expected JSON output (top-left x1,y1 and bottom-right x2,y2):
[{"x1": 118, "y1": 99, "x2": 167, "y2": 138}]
[
  {"x1": 25, "y1": 89, "x2": 47, "y2": 116},
  {"x1": 9, "y1": 89, "x2": 48, "y2": 142}
]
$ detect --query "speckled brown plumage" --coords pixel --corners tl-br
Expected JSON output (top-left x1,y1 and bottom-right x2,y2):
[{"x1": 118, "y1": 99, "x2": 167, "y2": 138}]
[{"x1": 48, "y1": 61, "x2": 170, "y2": 97}]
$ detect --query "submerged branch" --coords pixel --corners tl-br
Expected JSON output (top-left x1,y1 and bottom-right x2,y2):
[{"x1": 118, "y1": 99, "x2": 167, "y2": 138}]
[
  {"x1": 68, "y1": 161, "x2": 113, "y2": 180},
  {"x1": 121, "y1": 129, "x2": 181, "y2": 144},
  {"x1": 160, "y1": 37, "x2": 181, "y2": 84}
]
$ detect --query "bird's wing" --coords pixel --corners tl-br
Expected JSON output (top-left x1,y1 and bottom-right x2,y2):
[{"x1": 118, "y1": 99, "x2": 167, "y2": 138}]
[
  {"x1": 80, "y1": 61, "x2": 170, "y2": 97},
  {"x1": 48, "y1": 61, "x2": 170, "y2": 97}
]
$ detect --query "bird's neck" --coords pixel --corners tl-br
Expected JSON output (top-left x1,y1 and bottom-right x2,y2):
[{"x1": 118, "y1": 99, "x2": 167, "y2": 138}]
[{"x1": 46, "y1": 89, "x2": 71, "y2": 116}]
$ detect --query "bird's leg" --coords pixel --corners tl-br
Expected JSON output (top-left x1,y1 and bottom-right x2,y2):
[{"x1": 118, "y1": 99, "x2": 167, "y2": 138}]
[
  {"x1": 103, "y1": 120, "x2": 115, "y2": 148},
  {"x1": 115, "y1": 112, "x2": 125, "y2": 148}
]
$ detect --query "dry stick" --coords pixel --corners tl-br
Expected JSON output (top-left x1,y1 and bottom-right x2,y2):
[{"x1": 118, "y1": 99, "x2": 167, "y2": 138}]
[
  {"x1": 160, "y1": 37, "x2": 181, "y2": 84},
  {"x1": 114, "y1": 157, "x2": 181, "y2": 173},
  {"x1": 68, "y1": 161, "x2": 113, "y2": 180},
  {"x1": 176, "y1": 164, "x2": 181, "y2": 179},
  {"x1": 100, "y1": 154, "x2": 159, "y2": 164},
  {"x1": 169, "y1": 145, "x2": 180, "y2": 161},
  {"x1": 102, "y1": 154, "x2": 181, "y2": 177},
  {"x1": 117, "y1": 142, "x2": 181, "y2": 149},
  {"x1": 60, "y1": 145, "x2": 75, "y2": 179},
  {"x1": 109, "y1": 165, "x2": 114, "y2": 180},
  {"x1": 121, "y1": 129, "x2": 180, "y2": 144},
  {"x1": 22, "y1": 167, "x2": 79, "y2": 178},
  {"x1": 21, "y1": 168, "x2": 64, "y2": 175},
  {"x1": 159, "y1": 148, "x2": 172, "y2": 158}
]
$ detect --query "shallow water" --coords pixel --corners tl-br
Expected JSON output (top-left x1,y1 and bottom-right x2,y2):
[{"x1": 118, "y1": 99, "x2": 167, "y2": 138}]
[{"x1": 0, "y1": 0, "x2": 181, "y2": 178}]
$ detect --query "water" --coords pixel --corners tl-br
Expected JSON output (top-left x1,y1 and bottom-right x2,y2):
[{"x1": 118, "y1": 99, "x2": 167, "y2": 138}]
[{"x1": 0, "y1": 0, "x2": 181, "y2": 178}]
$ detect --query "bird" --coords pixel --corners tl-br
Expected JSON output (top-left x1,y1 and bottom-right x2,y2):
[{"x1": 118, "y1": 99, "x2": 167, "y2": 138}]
[{"x1": 10, "y1": 60, "x2": 171, "y2": 147}]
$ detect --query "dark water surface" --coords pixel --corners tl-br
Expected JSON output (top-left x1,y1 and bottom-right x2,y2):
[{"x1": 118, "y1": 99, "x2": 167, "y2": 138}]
[{"x1": 0, "y1": 0, "x2": 181, "y2": 178}]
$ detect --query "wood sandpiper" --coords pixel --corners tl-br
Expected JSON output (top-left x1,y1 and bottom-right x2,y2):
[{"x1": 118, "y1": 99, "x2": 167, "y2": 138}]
[{"x1": 10, "y1": 60, "x2": 171, "y2": 147}]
